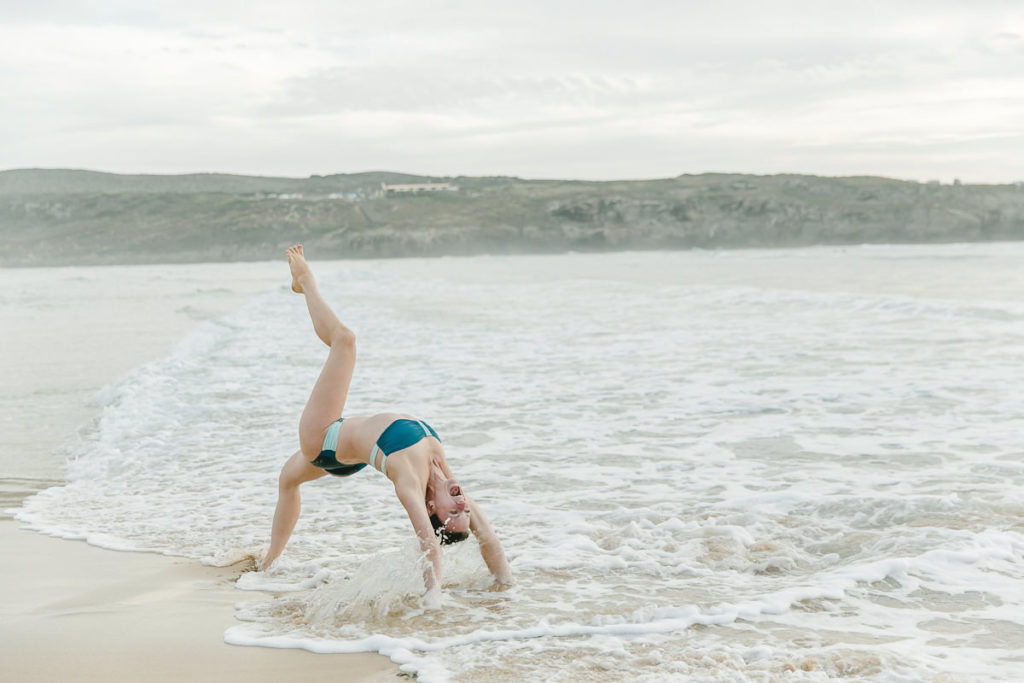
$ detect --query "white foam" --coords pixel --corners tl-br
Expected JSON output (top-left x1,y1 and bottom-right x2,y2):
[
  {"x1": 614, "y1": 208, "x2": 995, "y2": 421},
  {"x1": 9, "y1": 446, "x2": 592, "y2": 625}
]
[
  {"x1": 14, "y1": 247, "x2": 1024, "y2": 681},
  {"x1": 224, "y1": 532, "x2": 1020, "y2": 678}
]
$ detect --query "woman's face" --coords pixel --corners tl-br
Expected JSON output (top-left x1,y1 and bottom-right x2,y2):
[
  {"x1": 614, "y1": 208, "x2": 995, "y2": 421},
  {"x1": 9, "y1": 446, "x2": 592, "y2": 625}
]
[{"x1": 428, "y1": 478, "x2": 470, "y2": 533}]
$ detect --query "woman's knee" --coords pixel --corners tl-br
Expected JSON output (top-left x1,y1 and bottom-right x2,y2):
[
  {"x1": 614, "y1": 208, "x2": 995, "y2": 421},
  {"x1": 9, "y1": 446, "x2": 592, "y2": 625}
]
[
  {"x1": 279, "y1": 450, "x2": 315, "y2": 488},
  {"x1": 329, "y1": 324, "x2": 356, "y2": 349},
  {"x1": 278, "y1": 465, "x2": 302, "y2": 491}
]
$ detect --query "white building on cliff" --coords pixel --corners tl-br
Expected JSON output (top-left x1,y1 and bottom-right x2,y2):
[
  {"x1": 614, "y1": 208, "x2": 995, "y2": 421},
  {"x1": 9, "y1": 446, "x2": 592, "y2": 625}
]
[{"x1": 381, "y1": 182, "x2": 457, "y2": 197}]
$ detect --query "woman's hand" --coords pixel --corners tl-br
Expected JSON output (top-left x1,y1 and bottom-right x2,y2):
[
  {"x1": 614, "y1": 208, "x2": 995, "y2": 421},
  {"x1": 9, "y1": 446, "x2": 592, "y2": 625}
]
[{"x1": 467, "y1": 497, "x2": 512, "y2": 584}]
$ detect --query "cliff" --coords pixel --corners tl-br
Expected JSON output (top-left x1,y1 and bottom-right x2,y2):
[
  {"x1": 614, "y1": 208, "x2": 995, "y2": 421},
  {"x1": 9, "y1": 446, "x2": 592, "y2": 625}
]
[{"x1": 2, "y1": 169, "x2": 1022, "y2": 266}]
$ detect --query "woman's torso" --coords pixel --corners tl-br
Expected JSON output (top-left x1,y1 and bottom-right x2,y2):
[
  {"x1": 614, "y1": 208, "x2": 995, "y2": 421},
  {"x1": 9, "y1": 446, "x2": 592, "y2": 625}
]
[{"x1": 332, "y1": 412, "x2": 448, "y2": 480}]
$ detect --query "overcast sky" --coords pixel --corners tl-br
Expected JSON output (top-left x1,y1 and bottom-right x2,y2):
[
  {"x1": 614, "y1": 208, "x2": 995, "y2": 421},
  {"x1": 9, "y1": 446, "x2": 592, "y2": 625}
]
[{"x1": 1, "y1": 1, "x2": 1022, "y2": 182}]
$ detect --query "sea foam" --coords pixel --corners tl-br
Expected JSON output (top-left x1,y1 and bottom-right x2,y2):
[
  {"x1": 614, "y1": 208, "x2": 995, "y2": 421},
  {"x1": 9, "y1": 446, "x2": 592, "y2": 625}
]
[{"x1": 15, "y1": 247, "x2": 1024, "y2": 681}]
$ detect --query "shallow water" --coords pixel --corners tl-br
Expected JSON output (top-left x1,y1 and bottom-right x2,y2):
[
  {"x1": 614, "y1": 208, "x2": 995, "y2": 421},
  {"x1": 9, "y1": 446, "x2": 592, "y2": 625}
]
[
  {"x1": 10, "y1": 245, "x2": 1024, "y2": 681},
  {"x1": 0, "y1": 261, "x2": 279, "y2": 514}
]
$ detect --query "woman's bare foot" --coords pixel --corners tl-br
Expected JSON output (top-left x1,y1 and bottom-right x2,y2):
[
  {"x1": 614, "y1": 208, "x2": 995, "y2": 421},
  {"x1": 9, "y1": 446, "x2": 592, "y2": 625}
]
[
  {"x1": 257, "y1": 553, "x2": 276, "y2": 572},
  {"x1": 286, "y1": 245, "x2": 312, "y2": 293}
]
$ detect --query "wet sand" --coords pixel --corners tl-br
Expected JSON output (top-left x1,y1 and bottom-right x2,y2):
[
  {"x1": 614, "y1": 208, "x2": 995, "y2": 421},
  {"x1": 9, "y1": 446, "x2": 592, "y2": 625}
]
[{"x1": 0, "y1": 520, "x2": 397, "y2": 682}]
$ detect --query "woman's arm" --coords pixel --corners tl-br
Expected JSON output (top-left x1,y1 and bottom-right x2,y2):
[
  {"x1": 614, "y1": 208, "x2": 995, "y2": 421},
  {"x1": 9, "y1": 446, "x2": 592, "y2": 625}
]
[
  {"x1": 396, "y1": 484, "x2": 443, "y2": 590},
  {"x1": 467, "y1": 497, "x2": 512, "y2": 584}
]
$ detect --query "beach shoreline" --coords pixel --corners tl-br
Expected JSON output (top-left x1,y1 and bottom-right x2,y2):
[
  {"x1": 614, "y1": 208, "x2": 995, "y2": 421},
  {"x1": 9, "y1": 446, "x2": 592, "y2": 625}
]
[
  {"x1": 0, "y1": 261, "x2": 398, "y2": 681},
  {"x1": 0, "y1": 519, "x2": 397, "y2": 682}
]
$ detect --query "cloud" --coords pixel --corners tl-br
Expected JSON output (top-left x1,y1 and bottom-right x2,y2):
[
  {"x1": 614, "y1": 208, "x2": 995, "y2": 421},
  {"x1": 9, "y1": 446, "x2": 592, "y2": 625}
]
[{"x1": 1, "y1": 1, "x2": 1022, "y2": 181}]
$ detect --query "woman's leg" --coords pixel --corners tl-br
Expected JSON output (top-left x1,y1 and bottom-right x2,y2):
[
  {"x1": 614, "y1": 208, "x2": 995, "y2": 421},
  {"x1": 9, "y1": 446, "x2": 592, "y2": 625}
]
[
  {"x1": 260, "y1": 450, "x2": 327, "y2": 570},
  {"x1": 287, "y1": 245, "x2": 357, "y2": 459}
]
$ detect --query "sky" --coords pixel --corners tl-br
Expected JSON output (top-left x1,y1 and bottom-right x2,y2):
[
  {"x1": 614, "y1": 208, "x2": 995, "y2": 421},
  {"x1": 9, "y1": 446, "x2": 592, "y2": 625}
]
[{"x1": 1, "y1": 0, "x2": 1022, "y2": 183}]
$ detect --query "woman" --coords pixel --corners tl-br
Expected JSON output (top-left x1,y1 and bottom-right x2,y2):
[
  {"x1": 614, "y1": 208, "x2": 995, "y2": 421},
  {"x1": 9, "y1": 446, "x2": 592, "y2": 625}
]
[{"x1": 258, "y1": 246, "x2": 511, "y2": 591}]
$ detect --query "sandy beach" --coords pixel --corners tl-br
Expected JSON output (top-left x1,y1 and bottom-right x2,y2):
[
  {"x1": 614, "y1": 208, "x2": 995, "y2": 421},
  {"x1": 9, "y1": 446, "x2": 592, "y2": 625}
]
[
  {"x1": 0, "y1": 262, "x2": 397, "y2": 682},
  {"x1": 0, "y1": 521, "x2": 396, "y2": 682}
]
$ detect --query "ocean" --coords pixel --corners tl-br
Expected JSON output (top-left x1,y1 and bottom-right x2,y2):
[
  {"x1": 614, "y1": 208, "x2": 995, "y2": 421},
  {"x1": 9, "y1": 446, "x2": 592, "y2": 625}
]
[{"x1": 5, "y1": 245, "x2": 1024, "y2": 681}]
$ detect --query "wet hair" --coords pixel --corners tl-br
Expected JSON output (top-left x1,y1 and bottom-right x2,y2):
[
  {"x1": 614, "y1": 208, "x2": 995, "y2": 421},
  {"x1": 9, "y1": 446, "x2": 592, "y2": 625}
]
[{"x1": 430, "y1": 513, "x2": 469, "y2": 545}]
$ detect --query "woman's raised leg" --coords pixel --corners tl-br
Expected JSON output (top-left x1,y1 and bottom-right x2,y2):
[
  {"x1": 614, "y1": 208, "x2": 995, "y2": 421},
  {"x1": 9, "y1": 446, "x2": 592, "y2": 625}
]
[{"x1": 287, "y1": 245, "x2": 357, "y2": 459}]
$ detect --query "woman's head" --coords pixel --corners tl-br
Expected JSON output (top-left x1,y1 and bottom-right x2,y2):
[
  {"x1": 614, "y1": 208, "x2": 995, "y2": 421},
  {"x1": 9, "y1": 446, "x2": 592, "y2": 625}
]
[
  {"x1": 426, "y1": 478, "x2": 470, "y2": 544},
  {"x1": 430, "y1": 512, "x2": 469, "y2": 544}
]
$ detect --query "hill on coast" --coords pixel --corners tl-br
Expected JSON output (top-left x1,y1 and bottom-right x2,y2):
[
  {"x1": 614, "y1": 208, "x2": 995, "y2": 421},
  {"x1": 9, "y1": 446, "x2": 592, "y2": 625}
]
[{"x1": 2, "y1": 169, "x2": 1023, "y2": 266}]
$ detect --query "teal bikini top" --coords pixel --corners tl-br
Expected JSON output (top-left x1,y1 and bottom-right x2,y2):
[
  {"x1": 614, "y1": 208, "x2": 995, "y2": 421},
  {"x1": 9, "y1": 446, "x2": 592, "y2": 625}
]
[{"x1": 312, "y1": 417, "x2": 440, "y2": 478}]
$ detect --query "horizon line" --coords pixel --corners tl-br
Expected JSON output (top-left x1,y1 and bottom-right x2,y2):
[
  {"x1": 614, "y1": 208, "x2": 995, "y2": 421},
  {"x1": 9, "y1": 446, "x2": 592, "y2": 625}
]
[{"x1": 3, "y1": 166, "x2": 1013, "y2": 186}]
